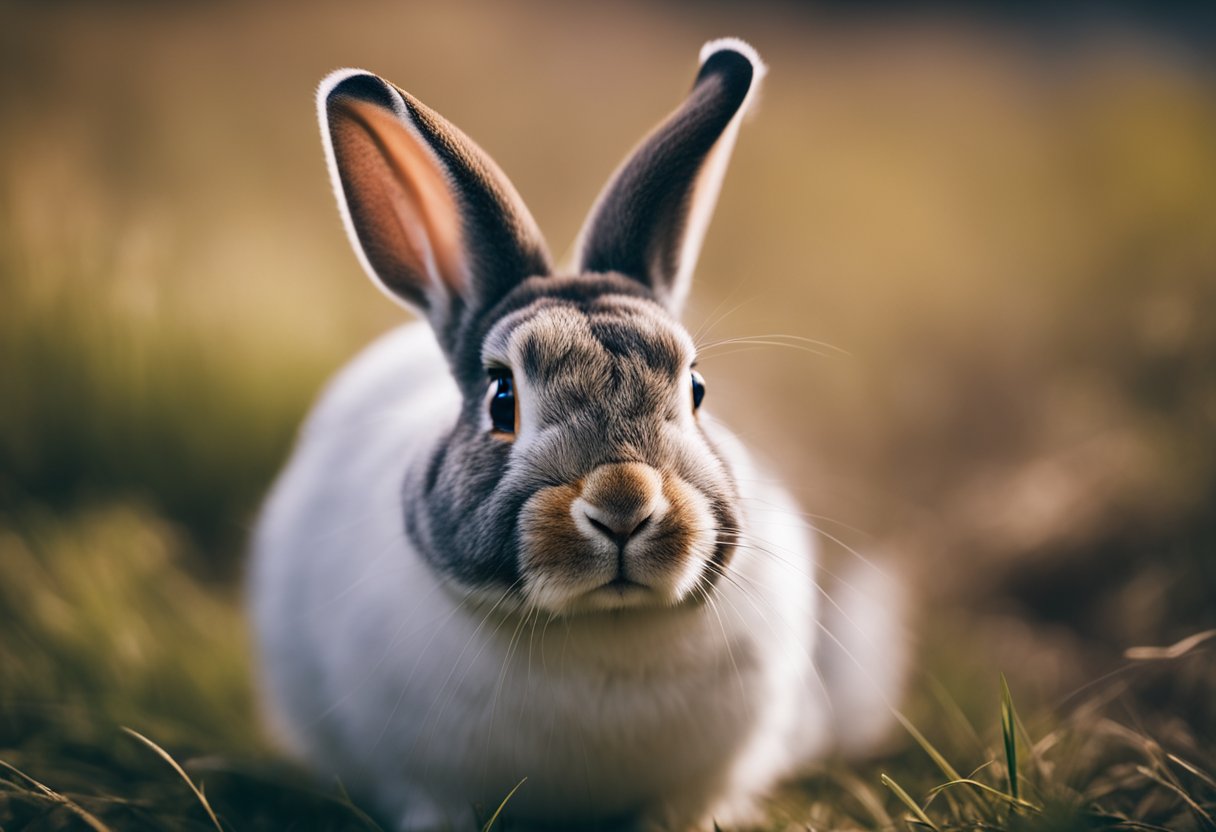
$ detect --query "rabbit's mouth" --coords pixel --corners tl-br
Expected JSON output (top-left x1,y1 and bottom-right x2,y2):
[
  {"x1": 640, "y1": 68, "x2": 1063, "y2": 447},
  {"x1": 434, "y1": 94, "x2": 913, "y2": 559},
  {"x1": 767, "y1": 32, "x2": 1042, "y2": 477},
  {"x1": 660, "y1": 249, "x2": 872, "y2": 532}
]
[
  {"x1": 516, "y1": 463, "x2": 723, "y2": 614},
  {"x1": 575, "y1": 576, "x2": 659, "y2": 611},
  {"x1": 603, "y1": 575, "x2": 647, "y2": 591}
]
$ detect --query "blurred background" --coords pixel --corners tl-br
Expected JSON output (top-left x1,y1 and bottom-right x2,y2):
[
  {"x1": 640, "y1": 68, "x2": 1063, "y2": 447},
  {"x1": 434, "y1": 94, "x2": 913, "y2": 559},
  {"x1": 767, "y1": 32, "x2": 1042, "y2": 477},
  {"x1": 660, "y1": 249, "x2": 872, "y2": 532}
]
[{"x1": 1, "y1": 1, "x2": 1213, "y2": 828}]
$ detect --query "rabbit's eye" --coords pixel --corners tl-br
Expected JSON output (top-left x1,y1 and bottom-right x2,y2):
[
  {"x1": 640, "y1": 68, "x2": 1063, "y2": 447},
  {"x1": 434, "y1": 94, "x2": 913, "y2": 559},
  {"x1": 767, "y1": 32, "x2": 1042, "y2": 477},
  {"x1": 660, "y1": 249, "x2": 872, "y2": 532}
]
[
  {"x1": 691, "y1": 369, "x2": 706, "y2": 410},
  {"x1": 487, "y1": 372, "x2": 518, "y2": 435}
]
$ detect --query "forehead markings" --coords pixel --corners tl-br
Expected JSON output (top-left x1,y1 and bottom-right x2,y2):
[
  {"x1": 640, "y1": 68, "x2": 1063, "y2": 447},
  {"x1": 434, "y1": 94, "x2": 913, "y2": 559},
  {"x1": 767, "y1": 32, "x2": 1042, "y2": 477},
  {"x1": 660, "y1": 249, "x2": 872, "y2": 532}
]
[
  {"x1": 590, "y1": 294, "x2": 696, "y2": 368},
  {"x1": 479, "y1": 294, "x2": 697, "y2": 451},
  {"x1": 483, "y1": 295, "x2": 693, "y2": 376}
]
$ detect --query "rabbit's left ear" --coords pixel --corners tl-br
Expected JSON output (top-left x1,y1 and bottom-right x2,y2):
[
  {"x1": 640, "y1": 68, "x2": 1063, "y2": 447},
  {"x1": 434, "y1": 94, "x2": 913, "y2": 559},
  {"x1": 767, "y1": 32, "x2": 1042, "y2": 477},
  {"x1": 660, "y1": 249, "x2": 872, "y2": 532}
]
[
  {"x1": 572, "y1": 39, "x2": 765, "y2": 314},
  {"x1": 319, "y1": 69, "x2": 551, "y2": 352}
]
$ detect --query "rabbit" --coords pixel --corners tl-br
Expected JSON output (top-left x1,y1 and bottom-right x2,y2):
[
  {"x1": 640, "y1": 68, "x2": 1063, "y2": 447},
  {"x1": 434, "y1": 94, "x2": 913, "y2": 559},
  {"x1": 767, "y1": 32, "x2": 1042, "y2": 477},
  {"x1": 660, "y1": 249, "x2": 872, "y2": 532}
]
[{"x1": 250, "y1": 38, "x2": 905, "y2": 832}]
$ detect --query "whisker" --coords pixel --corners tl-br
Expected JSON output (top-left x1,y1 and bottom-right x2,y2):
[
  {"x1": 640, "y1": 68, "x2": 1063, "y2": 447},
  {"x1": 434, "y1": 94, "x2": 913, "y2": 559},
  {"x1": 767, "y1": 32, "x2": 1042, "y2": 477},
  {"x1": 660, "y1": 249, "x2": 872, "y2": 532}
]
[
  {"x1": 484, "y1": 603, "x2": 538, "y2": 783},
  {"x1": 713, "y1": 528, "x2": 892, "y2": 650},
  {"x1": 697, "y1": 333, "x2": 851, "y2": 360},
  {"x1": 308, "y1": 576, "x2": 454, "y2": 726},
  {"x1": 694, "y1": 345, "x2": 781, "y2": 362},
  {"x1": 717, "y1": 523, "x2": 918, "y2": 653},
  {"x1": 734, "y1": 495, "x2": 876, "y2": 539},
  {"x1": 542, "y1": 612, "x2": 566, "y2": 774},
  {"x1": 400, "y1": 577, "x2": 525, "y2": 762},
  {"x1": 708, "y1": 552, "x2": 904, "y2": 737},
  {"x1": 690, "y1": 292, "x2": 759, "y2": 349},
  {"x1": 734, "y1": 495, "x2": 891, "y2": 577},
  {"x1": 703, "y1": 587, "x2": 751, "y2": 725},
  {"x1": 700, "y1": 556, "x2": 836, "y2": 721}
]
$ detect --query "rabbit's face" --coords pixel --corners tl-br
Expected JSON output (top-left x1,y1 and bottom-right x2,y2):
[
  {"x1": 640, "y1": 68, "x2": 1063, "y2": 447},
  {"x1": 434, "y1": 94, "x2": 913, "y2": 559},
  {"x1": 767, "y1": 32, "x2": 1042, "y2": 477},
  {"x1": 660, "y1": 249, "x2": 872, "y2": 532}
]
[
  {"x1": 413, "y1": 275, "x2": 740, "y2": 615},
  {"x1": 319, "y1": 45, "x2": 764, "y2": 613}
]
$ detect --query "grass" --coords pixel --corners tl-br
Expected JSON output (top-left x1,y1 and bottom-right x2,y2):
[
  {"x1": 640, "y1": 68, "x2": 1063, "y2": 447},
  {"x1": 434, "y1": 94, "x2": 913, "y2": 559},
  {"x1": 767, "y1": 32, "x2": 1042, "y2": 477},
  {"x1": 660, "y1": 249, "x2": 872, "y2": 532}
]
[
  {"x1": 874, "y1": 668, "x2": 1213, "y2": 831},
  {"x1": 1, "y1": 501, "x2": 1213, "y2": 829}
]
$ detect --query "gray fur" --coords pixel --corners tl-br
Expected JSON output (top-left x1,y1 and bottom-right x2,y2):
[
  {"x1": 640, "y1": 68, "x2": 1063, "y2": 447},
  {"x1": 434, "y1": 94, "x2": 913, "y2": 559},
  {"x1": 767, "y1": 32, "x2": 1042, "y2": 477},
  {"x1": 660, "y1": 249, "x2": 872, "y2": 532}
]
[{"x1": 406, "y1": 275, "x2": 738, "y2": 592}]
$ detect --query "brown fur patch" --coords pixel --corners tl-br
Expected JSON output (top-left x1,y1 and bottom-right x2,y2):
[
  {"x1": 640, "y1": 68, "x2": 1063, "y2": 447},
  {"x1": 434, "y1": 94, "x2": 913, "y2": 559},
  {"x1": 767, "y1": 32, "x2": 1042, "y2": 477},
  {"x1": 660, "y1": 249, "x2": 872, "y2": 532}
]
[
  {"x1": 646, "y1": 473, "x2": 699, "y2": 573},
  {"x1": 519, "y1": 481, "x2": 586, "y2": 578}
]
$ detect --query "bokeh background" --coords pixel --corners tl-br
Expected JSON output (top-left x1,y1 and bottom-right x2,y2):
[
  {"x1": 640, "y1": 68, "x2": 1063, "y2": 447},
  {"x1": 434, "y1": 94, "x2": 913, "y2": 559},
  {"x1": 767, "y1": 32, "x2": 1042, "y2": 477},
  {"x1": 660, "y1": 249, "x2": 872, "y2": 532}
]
[{"x1": 1, "y1": 1, "x2": 1213, "y2": 829}]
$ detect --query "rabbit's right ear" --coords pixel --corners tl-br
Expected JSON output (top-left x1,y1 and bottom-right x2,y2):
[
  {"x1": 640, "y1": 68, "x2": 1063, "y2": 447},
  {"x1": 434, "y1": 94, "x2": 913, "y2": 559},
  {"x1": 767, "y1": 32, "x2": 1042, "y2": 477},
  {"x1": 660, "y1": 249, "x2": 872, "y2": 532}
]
[
  {"x1": 572, "y1": 40, "x2": 764, "y2": 315},
  {"x1": 319, "y1": 70, "x2": 551, "y2": 347}
]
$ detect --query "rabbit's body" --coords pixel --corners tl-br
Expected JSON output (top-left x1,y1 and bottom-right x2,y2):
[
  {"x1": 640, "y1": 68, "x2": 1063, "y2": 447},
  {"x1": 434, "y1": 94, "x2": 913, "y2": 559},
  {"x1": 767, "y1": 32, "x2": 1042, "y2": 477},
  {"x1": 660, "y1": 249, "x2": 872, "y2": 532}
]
[
  {"x1": 254, "y1": 322, "x2": 829, "y2": 830},
  {"x1": 252, "y1": 39, "x2": 902, "y2": 832}
]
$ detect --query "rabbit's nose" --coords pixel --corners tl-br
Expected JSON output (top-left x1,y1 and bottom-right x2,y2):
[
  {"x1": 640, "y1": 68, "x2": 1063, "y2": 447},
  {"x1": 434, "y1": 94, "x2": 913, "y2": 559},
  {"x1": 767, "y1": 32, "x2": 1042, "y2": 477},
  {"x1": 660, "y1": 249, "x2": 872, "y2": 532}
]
[
  {"x1": 584, "y1": 509, "x2": 653, "y2": 549},
  {"x1": 576, "y1": 462, "x2": 665, "y2": 549}
]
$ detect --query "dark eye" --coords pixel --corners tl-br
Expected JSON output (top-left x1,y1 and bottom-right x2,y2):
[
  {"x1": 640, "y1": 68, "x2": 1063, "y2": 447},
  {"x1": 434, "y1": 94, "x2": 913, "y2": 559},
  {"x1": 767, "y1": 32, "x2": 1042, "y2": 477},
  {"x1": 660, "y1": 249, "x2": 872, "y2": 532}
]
[
  {"x1": 488, "y1": 372, "x2": 517, "y2": 434},
  {"x1": 690, "y1": 369, "x2": 706, "y2": 410}
]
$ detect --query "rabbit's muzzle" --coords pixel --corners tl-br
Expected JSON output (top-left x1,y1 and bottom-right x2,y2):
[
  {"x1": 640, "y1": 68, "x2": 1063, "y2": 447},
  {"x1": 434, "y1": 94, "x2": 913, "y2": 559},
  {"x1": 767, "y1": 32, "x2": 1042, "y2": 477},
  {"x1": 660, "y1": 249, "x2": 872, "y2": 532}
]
[{"x1": 517, "y1": 462, "x2": 719, "y2": 613}]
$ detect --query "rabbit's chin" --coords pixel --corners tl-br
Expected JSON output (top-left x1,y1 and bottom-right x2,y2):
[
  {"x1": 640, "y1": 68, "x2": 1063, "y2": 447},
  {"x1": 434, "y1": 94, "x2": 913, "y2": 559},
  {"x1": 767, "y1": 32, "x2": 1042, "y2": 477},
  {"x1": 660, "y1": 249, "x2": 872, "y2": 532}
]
[{"x1": 520, "y1": 570, "x2": 704, "y2": 616}]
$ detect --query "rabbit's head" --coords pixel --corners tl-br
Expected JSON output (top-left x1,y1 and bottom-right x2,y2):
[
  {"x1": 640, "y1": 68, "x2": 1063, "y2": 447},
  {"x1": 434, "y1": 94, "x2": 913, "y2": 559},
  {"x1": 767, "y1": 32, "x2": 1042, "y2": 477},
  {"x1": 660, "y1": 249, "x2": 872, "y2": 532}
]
[{"x1": 319, "y1": 40, "x2": 764, "y2": 614}]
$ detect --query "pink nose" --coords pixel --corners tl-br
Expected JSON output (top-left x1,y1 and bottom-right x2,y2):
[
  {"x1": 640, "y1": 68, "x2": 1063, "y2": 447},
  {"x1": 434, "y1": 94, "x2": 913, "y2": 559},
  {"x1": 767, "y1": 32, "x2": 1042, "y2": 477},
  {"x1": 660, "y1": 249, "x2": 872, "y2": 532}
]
[{"x1": 578, "y1": 463, "x2": 663, "y2": 549}]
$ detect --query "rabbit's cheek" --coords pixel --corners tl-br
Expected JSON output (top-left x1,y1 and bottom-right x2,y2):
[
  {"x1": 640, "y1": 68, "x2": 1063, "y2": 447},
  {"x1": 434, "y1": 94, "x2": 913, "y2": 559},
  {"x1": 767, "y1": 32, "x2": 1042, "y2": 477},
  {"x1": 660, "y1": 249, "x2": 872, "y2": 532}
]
[
  {"x1": 633, "y1": 473, "x2": 718, "y2": 597},
  {"x1": 517, "y1": 482, "x2": 605, "y2": 610}
]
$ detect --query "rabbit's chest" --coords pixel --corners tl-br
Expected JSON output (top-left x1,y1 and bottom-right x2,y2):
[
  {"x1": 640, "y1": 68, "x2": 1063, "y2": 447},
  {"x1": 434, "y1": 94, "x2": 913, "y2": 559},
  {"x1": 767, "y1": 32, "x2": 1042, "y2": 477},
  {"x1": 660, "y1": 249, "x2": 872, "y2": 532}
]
[{"x1": 425, "y1": 617, "x2": 769, "y2": 818}]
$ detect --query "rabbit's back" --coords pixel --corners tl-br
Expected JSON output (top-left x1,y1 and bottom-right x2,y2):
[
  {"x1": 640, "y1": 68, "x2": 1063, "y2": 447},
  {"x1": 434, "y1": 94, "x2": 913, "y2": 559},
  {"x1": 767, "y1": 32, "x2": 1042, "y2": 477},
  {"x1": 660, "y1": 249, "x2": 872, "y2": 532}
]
[
  {"x1": 298, "y1": 322, "x2": 455, "y2": 440},
  {"x1": 250, "y1": 322, "x2": 456, "y2": 758}
]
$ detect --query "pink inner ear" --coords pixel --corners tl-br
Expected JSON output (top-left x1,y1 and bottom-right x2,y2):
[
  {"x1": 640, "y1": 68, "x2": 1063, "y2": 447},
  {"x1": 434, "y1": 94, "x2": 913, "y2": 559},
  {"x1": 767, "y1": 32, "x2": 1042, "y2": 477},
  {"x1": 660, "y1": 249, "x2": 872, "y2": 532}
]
[{"x1": 329, "y1": 96, "x2": 469, "y2": 306}]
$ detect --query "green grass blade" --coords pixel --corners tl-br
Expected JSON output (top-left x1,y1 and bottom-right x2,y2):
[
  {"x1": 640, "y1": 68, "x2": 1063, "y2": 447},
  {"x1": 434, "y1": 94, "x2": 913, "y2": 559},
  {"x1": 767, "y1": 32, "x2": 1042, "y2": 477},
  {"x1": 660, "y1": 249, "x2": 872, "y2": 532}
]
[
  {"x1": 123, "y1": 727, "x2": 224, "y2": 832},
  {"x1": 894, "y1": 711, "x2": 964, "y2": 784},
  {"x1": 927, "y1": 777, "x2": 1041, "y2": 813},
  {"x1": 927, "y1": 675, "x2": 987, "y2": 756},
  {"x1": 481, "y1": 777, "x2": 527, "y2": 832},
  {"x1": 893, "y1": 710, "x2": 972, "y2": 818},
  {"x1": 1000, "y1": 674, "x2": 1020, "y2": 803},
  {"x1": 881, "y1": 772, "x2": 940, "y2": 831}
]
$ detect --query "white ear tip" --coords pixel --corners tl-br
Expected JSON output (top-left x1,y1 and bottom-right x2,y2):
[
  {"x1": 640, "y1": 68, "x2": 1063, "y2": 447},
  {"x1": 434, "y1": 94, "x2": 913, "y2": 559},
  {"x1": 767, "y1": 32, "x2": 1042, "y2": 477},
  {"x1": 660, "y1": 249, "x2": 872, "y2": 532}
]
[
  {"x1": 317, "y1": 68, "x2": 410, "y2": 128},
  {"x1": 698, "y1": 37, "x2": 767, "y2": 80},
  {"x1": 317, "y1": 67, "x2": 379, "y2": 102}
]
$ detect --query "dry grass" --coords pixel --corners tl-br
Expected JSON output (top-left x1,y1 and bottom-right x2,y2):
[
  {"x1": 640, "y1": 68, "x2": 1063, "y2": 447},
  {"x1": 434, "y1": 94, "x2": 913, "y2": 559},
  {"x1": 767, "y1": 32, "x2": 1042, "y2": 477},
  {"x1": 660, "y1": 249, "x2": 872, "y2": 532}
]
[{"x1": 1, "y1": 515, "x2": 1211, "y2": 830}]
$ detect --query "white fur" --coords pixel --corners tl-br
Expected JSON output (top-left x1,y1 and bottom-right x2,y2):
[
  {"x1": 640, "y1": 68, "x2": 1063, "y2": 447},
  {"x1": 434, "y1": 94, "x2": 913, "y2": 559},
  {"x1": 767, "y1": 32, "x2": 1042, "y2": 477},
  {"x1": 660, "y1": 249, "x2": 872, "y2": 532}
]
[{"x1": 251, "y1": 321, "x2": 909, "y2": 831}]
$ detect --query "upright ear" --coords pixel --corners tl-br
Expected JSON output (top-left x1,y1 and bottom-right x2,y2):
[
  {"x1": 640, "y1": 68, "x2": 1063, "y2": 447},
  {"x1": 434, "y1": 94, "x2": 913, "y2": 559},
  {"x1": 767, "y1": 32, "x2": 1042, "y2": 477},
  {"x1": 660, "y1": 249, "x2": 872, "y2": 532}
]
[
  {"x1": 573, "y1": 39, "x2": 765, "y2": 315},
  {"x1": 319, "y1": 69, "x2": 551, "y2": 347}
]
